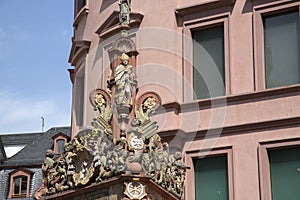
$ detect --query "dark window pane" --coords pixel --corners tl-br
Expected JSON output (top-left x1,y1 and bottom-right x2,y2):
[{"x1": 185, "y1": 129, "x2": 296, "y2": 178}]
[
  {"x1": 57, "y1": 139, "x2": 65, "y2": 153},
  {"x1": 21, "y1": 176, "x2": 27, "y2": 194},
  {"x1": 269, "y1": 147, "x2": 300, "y2": 200},
  {"x1": 193, "y1": 26, "x2": 225, "y2": 99},
  {"x1": 194, "y1": 155, "x2": 229, "y2": 200},
  {"x1": 13, "y1": 177, "x2": 20, "y2": 195},
  {"x1": 264, "y1": 11, "x2": 300, "y2": 88}
]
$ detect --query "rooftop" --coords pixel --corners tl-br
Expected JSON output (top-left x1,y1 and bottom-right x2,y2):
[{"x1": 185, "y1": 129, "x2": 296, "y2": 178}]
[{"x1": 0, "y1": 126, "x2": 71, "y2": 168}]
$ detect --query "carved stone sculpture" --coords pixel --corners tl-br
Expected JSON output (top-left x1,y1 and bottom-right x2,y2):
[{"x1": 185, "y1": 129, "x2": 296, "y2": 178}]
[
  {"x1": 36, "y1": 89, "x2": 189, "y2": 198},
  {"x1": 36, "y1": 5, "x2": 189, "y2": 198},
  {"x1": 115, "y1": 53, "x2": 135, "y2": 106},
  {"x1": 119, "y1": 0, "x2": 131, "y2": 26}
]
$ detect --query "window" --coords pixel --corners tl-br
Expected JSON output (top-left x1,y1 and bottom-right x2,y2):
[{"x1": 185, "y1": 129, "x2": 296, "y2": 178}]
[
  {"x1": 8, "y1": 169, "x2": 31, "y2": 198},
  {"x1": 264, "y1": 11, "x2": 300, "y2": 88},
  {"x1": 254, "y1": 2, "x2": 300, "y2": 90},
  {"x1": 13, "y1": 176, "x2": 28, "y2": 197},
  {"x1": 193, "y1": 25, "x2": 225, "y2": 99},
  {"x1": 52, "y1": 133, "x2": 69, "y2": 154},
  {"x1": 194, "y1": 155, "x2": 229, "y2": 200},
  {"x1": 56, "y1": 139, "x2": 65, "y2": 154},
  {"x1": 259, "y1": 139, "x2": 300, "y2": 200},
  {"x1": 185, "y1": 147, "x2": 233, "y2": 199},
  {"x1": 268, "y1": 147, "x2": 300, "y2": 199}
]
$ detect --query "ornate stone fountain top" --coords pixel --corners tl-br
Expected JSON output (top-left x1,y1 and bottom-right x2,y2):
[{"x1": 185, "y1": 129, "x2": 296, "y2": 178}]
[{"x1": 35, "y1": 1, "x2": 189, "y2": 199}]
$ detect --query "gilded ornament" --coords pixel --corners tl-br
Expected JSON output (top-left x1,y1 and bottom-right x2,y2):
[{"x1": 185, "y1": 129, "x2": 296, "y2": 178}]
[
  {"x1": 95, "y1": 93, "x2": 106, "y2": 107},
  {"x1": 142, "y1": 97, "x2": 157, "y2": 110}
]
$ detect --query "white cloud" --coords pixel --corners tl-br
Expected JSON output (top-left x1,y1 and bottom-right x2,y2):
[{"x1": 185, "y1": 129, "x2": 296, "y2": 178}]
[{"x1": 0, "y1": 89, "x2": 70, "y2": 134}]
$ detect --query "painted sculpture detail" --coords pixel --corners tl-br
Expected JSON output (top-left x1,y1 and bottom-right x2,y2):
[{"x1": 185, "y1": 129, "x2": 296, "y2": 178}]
[
  {"x1": 36, "y1": 89, "x2": 189, "y2": 199},
  {"x1": 115, "y1": 53, "x2": 135, "y2": 105},
  {"x1": 35, "y1": 1, "x2": 189, "y2": 199}
]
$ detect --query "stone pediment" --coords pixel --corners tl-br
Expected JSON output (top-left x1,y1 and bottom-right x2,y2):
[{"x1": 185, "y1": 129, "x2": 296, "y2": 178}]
[{"x1": 95, "y1": 11, "x2": 143, "y2": 39}]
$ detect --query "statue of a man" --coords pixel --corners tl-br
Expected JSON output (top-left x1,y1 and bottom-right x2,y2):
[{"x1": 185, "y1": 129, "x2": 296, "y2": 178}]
[
  {"x1": 114, "y1": 53, "x2": 134, "y2": 105},
  {"x1": 119, "y1": 0, "x2": 131, "y2": 26}
]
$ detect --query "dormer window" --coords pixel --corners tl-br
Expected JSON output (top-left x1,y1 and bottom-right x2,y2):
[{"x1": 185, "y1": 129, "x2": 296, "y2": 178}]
[
  {"x1": 8, "y1": 169, "x2": 31, "y2": 198},
  {"x1": 56, "y1": 139, "x2": 65, "y2": 154},
  {"x1": 13, "y1": 176, "x2": 28, "y2": 197},
  {"x1": 52, "y1": 133, "x2": 70, "y2": 154}
]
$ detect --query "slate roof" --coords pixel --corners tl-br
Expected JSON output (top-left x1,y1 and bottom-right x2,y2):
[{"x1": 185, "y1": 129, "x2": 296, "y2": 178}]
[
  {"x1": 0, "y1": 127, "x2": 71, "y2": 168},
  {"x1": 0, "y1": 137, "x2": 6, "y2": 162},
  {"x1": 1, "y1": 132, "x2": 44, "y2": 146}
]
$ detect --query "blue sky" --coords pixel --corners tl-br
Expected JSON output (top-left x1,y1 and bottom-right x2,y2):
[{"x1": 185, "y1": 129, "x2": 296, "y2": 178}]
[{"x1": 0, "y1": 1, "x2": 74, "y2": 133}]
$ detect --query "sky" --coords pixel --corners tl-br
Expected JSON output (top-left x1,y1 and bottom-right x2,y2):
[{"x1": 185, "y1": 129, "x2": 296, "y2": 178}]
[{"x1": 0, "y1": 1, "x2": 74, "y2": 134}]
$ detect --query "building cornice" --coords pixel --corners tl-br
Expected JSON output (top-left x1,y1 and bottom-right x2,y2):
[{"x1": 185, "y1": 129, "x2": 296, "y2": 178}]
[
  {"x1": 159, "y1": 84, "x2": 300, "y2": 113},
  {"x1": 175, "y1": 0, "x2": 236, "y2": 16},
  {"x1": 158, "y1": 116, "x2": 300, "y2": 148},
  {"x1": 68, "y1": 39, "x2": 91, "y2": 66}
]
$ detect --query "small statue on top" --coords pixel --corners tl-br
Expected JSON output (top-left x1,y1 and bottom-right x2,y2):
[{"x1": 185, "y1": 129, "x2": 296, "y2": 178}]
[{"x1": 119, "y1": 0, "x2": 131, "y2": 26}]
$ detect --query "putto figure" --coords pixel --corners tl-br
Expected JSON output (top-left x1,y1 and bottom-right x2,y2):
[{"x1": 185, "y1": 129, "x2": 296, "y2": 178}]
[
  {"x1": 119, "y1": 0, "x2": 131, "y2": 26},
  {"x1": 114, "y1": 53, "x2": 134, "y2": 105}
]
